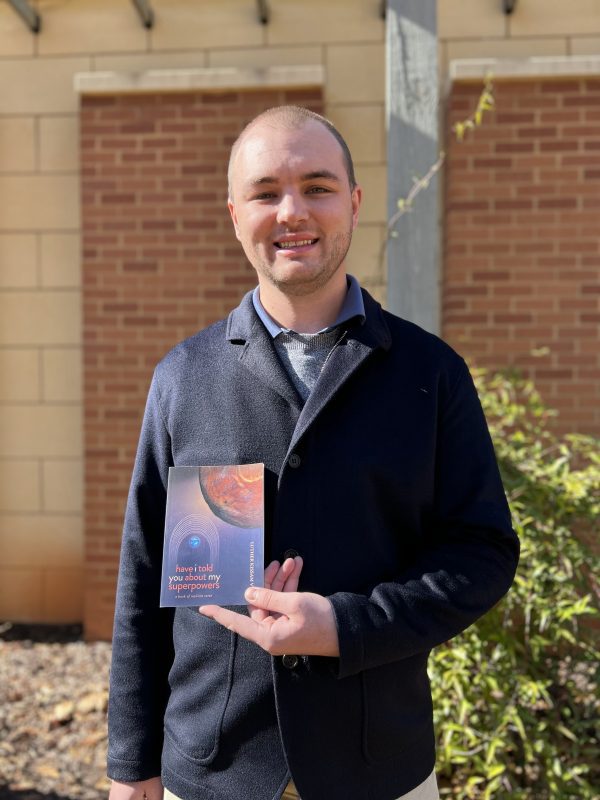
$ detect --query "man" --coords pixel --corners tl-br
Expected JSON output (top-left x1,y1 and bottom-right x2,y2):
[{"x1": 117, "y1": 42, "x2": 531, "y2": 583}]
[{"x1": 107, "y1": 106, "x2": 519, "y2": 800}]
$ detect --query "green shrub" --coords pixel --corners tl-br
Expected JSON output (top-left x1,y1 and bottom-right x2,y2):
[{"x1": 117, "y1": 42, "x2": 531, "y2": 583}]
[{"x1": 432, "y1": 368, "x2": 600, "y2": 800}]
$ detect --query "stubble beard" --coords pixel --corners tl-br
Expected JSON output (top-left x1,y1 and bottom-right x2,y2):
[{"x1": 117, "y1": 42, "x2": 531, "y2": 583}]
[{"x1": 253, "y1": 225, "x2": 354, "y2": 298}]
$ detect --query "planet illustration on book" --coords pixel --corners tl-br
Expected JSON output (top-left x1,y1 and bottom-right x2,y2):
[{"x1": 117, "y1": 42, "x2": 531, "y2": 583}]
[
  {"x1": 188, "y1": 536, "x2": 201, "y2": 548},
  {"x1": 199, "y1": 464, "x2": 263, "y2": 529}
]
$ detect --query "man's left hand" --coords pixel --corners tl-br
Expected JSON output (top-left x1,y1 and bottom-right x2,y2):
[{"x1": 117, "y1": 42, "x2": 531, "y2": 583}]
[{"x1": 199, "y1": 583, "x2": 339, "y2": 658}]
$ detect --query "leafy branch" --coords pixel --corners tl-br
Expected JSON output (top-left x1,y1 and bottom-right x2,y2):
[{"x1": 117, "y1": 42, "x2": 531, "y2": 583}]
[
  {"x1": 453, "y1": 74, "x2": 495, "y2": 141},
  {"x1": 433, "y1": 369, "x2": 600, "y2": 799},
  {"x1": 381, "y1": 75, "x2": 495, "y2": 265}
]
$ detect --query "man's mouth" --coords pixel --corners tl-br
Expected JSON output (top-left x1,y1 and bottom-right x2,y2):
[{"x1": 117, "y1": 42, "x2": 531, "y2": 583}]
[{"x1": 274, "y1": 238, "x2": 318, "y2": 249}]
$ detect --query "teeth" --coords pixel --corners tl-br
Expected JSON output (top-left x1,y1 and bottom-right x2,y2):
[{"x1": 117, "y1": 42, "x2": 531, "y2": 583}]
[{"x1": 277, "y1": 239, "x2": 315, "y2": 249}]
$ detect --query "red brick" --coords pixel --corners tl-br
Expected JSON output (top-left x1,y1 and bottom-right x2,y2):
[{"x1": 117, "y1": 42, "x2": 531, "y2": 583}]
[
  {"x1": 495, "y1": 142, "x2": 534, "y2": 153},
  {"x1": 517, "y1": 126, "x2": 557, "y2": 138},
  {"x1": 538, "y1": 198, "x2": 578, "y2": 209},
  {"x1": 539, "y1": 140, "x2": 579, "y2": 152},
  {"x1": 444, "y1": 77, "x2": 599, "y2": 441},
  {"x1": 120, "y1": 122, "x2": 156, "y2": 134},
  {"x1": 535, "y1": 369, "x2": 574, "y2": 379},
  {"x1": 541, "y1": 81, "x2": 581, "y2": 93},
  {"x1": 494, "y1": 171, "x2": 536, "y2": 184},
  {"x1": 495, "y1": 112, "x2": 535, "y2": 124},
  {"x1": 539, "y1": 111, "x2": 581, "y2": 123},
  {"x1": 493, "y1": 313, "x2": 533, "y2": 324},
  {"x1": 444, "y1": 313, "x2": 488, "y2": 324},
  {"x1": 494, "y1": 199, "x2": 533, "y2": 211},
  {"x1": 473, "y1": 157, "x2": 513, "y2": 169},
  {"x1": 564, "y1": 95, "x2": 600, "y2": 107},
  {"x1": 515, "y1": 95, "x2": 558, "y2": 109}
]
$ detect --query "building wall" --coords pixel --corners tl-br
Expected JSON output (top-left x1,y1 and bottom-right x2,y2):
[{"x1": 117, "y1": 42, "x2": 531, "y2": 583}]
[
  {"x1": 444, "y1": 76, "x2": 600, "y2": 435},
  {"x1": 0, "y1": 0, "x2": 598, "y2": 630},
  {"x1": 439, "y1": 0, "x2": 600, "y2": 74},
  {"x1": 440, "y1": 2, "x2": 600, "y2": 437}
]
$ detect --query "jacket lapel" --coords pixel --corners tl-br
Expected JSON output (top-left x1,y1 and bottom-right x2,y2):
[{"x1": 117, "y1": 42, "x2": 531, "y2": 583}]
[
  {"x1": 287, "y1": 291, "x2": 392, "y2": 454},
  {"x1": 226, "y1": 289, "x2": 392, "y2": 450},
  {"x1": 226, "y1": 292, "x2": 303, "y2": 412}
]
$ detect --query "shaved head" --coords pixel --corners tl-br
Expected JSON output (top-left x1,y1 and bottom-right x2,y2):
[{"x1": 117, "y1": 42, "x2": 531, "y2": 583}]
[{"x1": 227, "y1": 105, "x2": 356, "y2": 199}]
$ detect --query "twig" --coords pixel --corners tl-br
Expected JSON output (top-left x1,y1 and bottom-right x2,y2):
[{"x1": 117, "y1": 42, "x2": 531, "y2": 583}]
[{"x1": 380, "y1": 75, "x2": 495, "y2": 267}]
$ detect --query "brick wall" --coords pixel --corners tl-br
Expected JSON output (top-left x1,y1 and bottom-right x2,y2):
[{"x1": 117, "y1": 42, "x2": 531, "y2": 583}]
[
  {"x1": 81, "y1": 87, "x2": 322, "y2": 640},
  {"x1": 443, "y1": 77, "x2": 600, "y2": 435}
]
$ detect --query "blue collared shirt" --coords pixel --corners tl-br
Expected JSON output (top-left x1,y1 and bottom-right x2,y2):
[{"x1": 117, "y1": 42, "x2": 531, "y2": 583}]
[{"x1": 252, "y1": 274, "x2": 366, "y2": 338}]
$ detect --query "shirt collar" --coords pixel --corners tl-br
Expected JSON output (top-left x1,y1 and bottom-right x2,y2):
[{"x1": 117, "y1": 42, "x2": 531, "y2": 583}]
[{"x1": 252, "y1": 274, "x2": 366, "y2": 338}]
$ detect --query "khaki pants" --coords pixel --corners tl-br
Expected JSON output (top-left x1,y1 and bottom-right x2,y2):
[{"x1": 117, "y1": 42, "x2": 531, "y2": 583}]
[
  {"x1": 282, "y1": 771, "x2": 439, "y2": 800},
  {"x1": 165, "y1": 770, "x2": 439, "y2": 800}
]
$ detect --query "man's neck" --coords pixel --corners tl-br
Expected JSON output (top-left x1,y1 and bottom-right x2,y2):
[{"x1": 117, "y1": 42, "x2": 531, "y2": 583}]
[{"x1": 257, "y1": 273, "x2": 348, "y2": 334}]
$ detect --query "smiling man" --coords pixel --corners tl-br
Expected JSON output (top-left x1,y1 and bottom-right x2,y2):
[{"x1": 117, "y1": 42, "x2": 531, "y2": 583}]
[
  {"x1": 227, "y1": 113, "x2": 359, "y2": 313},
  {"x1": 107, "y1": 106, "x2": 519, "y2": 800}
]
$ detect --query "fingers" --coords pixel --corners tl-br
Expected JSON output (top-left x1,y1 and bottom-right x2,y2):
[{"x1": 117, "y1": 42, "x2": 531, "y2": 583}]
[
  {"x1": 282, "y1": 556, "x2": 303, "y2": 593},
  {"x1": 253, "y1": 560, "x2": 278, "y2": 623},
  {"x1": 244, "y1": 586, "x2": 297, "y2": 616},
  {"x1": 244, "y1": 559, "x2": 304, "y2": 618},
  {"x1": 252, "y1": 559, "x2": 286, "y2": 622},
  {"x1": 200, "y1": 599, "x2": 291, "y2": 654},
  {"x1": 249, "y1": 557, "x2": 303, "y2": 622},
  {"x1": 200, "y1": 591, "x2": 340, "y2": 657},
  {"x1": 201, "y1": 593, "x2": 297, "y2": 638},
  {"x1": 199, "y1": 604, "x2": 267, "y2": 643},
  {"x1": 270, "y1": 556, "x2": 303, "y2": 593},
  {"x1": 263, "y1": 560, "x2": 281, "y2": 589},
  {"x1": 263, "y1": 557, "x2": 302, "y2": 592},
  {"x1": 269, "y1": 558, "x2": 293, "y2": 592},
  {"x1": 202, "y1": 558, "x2": 305, "y2": 631}
]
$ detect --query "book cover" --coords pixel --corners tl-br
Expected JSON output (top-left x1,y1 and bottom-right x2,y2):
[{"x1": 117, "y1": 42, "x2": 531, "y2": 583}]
[{"x1": 160, "y1": 463, "x2": 264, "y2": 607}]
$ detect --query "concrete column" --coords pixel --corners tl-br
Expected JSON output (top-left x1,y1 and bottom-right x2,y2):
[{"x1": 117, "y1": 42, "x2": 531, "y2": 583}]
[{"x1": 386, "y1": 0, "x2": 439, "y2": 333}]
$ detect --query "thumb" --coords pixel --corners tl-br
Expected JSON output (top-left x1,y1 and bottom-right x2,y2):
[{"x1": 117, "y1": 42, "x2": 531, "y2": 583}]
[{"x1": 245, "y1": 586, "x2": 296, "y2": 612}]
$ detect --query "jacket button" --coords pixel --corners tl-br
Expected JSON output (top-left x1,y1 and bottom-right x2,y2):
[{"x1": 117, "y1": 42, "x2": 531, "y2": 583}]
[
  {"x1": 288, "y1": 453, "x2": 301, "y2": 469},
  {"x1": 283, "y1": 548, "x2": 299, "y2": 560},
  {"x1": 282, "y1": 654, "x2": 299, "y2": 669}
]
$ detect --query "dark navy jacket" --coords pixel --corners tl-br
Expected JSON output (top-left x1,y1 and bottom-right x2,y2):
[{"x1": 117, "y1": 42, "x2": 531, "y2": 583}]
[{"x1": 108, "y1": 288, "x2": 519, "y2": 800}]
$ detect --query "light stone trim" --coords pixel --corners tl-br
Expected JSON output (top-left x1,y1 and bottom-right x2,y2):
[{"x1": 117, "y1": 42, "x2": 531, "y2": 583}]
[
  {"x1": 73, "y1": 65, "x2": 324, "y2": 94},
  {"x1": 450, "y1": 54, "x2": 600, "y2": 81}
]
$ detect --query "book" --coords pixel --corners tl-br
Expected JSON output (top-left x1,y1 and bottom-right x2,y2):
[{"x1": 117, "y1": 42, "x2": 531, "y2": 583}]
[{"x1": 160, "y1": 463, "x2": 264, "y2": 607}]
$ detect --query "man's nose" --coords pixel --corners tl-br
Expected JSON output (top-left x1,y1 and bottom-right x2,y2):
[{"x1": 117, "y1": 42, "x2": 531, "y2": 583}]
[{"x1": 276, "y1": 192, "x2": 308, "y2": 226}]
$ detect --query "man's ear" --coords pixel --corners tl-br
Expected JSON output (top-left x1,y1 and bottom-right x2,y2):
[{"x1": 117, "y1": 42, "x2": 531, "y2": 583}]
[
  {"x1": 227, "y1": 199, "x2": 242, "y2": 241},
  {"x1": 351, "y1": 185, "x2": 362, "y2": 230}
]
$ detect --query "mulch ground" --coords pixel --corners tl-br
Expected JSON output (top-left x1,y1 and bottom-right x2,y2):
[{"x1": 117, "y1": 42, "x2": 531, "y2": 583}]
[{"x1": 0, "y1": 623, "x2": 112, "y2": 800}]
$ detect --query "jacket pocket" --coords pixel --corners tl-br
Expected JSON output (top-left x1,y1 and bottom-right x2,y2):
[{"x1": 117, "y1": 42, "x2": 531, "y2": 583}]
[
  {"x1": 164, "y1": 608, "x2": 236, "y2": 765},
  {"x1": 361, "y1": 654, "x2": 433, "y2": 764}
]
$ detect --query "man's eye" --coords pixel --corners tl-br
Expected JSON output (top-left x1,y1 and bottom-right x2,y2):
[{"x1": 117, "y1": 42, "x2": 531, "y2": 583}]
[
  {"x1": 306, "y1": 186, "x2": 330, "y2": 194},
  {"x1": 254, "y1": 192, "x2": 276, "y2": 200}
]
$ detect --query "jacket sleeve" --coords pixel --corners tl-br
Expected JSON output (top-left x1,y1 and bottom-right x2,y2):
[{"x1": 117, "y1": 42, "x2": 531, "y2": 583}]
[
  {"x1": 329, "y1": 359, "x2": 519, "y2": 679},
  {"x1": 107, "y1": 370, "x2": 175, "y2": 780}
]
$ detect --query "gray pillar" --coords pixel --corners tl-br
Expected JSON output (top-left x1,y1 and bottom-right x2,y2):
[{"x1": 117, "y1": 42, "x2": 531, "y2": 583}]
[{"x1": 386, "y1": 0, "x2": 439, "y2": 333}]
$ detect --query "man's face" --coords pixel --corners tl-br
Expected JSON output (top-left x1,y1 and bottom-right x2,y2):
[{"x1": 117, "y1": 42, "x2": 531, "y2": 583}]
[{"x1": 227, "y1": 119, "x2": 361, "y2": 298}]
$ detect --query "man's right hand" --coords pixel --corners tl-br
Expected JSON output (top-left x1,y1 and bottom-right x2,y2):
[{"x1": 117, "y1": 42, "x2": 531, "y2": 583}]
[
  {"x1": 109, "y1": 777, "x2": 163, "y2": 800},
  {"x1": 248, "y1": 557, "x2": 303, "y2": 623}
]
